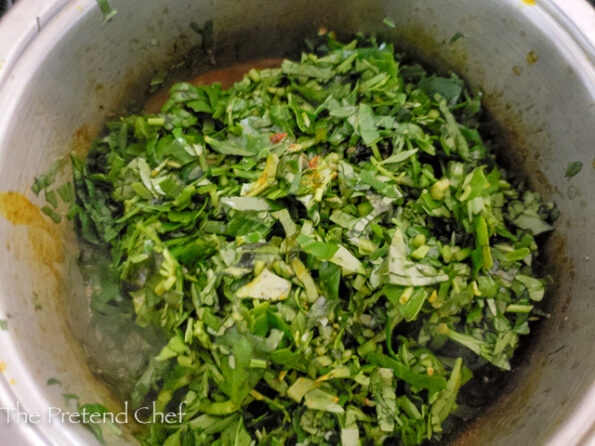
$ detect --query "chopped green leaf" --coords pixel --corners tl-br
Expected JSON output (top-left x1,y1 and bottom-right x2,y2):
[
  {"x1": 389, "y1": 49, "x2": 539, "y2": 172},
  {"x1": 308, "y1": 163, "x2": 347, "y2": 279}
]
[
  {"x1": 383, "y1": 17, "x2": 396, "y2": 28},
  {"x1": 96, "y1": 0, "x2": 117, "y2": 23},
  {"x1": 66, "y1": 31, "x2": 554, "y2": 446},
  {"x1": 449, "y1": 32, "x2": 464, "y2": 44},
  {"x1": 31, "y1": 159, "x2": 65, "y2": 195},
  {"x1": 565, "y1": 161, "x2": 583, "y2": 179},
  {"x1": 41, "y1": 206, "x2": 62, "y2": 223}
]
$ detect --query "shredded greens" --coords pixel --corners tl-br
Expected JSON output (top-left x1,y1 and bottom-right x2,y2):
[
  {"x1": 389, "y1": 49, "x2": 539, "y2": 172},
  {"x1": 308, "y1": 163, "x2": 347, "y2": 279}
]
[
  {"x1": 564, "y1": 161, "x2": 582, "y2": 179},
  {"x1": 96, "y1": 0, "x2": 117, "y2": 24},
  {"x1": 70, "y1": 34, "x2": 555, "y2": 445}
]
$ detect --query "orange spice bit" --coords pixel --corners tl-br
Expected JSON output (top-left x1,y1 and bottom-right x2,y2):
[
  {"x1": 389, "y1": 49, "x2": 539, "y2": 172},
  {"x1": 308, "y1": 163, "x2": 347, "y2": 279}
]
[
  {"x1": 427, "y1": 367, "x2": 435, "y2": 376},
  {"x1": 270, "y1": 132, "x2": 288, "y2": 144},
  {"x1": 332, "y1": 396, "x2": 340, "y2": 403},
  {"x1": 250, "y1": 390, "x2": 265, "y2": 401},
  {"x1": 522, "y1": 0, "x2": 536, "y2": 5},
  {"x1": 363, "y1": 397, "x2": 374, "y2": 407},
  {"x1": 526, "y1": 51, "x2": 539, "y2": 65},
  {"x1": 428, "y1": 289, "x2": 438, "y2": 304},
  {"x1": 0, "y1": 361, "x2": 6, "y2": 372},
  {"x1": 316, "y1": 374, "x2": 331, "y2": 383},
  {"x1": 437, "y1": 323, "x2": 450, "y2": 335},
  {"x1": 307, "y1": 156, "x2": 321, "y2": 169}
]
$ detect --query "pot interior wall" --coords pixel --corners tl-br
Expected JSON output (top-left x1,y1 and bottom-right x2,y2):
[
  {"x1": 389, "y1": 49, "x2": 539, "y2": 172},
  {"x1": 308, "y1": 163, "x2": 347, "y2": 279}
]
[{"x1": 0, "y1": 0, "x2": 593, "y2": 445}]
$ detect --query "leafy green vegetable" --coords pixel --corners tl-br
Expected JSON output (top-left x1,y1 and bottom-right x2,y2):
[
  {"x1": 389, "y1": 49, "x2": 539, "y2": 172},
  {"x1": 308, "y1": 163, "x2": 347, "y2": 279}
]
[
  {"x1": 62, "y1": 393, "x2": 80, "y2": 404},
  {"x1": 420, "y1": 75, "x2": 463, "y2": 105},
  {"x1": 449, "y1": 32, "x2": 464, "y2": 44},
  {"x1": 383, "y1": 17, "x2": 396, "y2": 28},
  {"x1": 41, "y1": 205, "x2": 62, "y2": 223},
  {"x1": 236, "y1": 269, "x2": 292, "y2": 300},
  {"x1": 31, "y1": 159, "x2": 65, "y2": 195},
  {"x1": 78, "y1": 403, "x2": 122, "y2": 444},
  {"x1": 565, "y1": 161, "x2": 583, "y2": 179},
  {"x1": 96, "y1": 0, "x2": 117, "y2": 23},
  {"x1": 371, "y1": 368, "x2": 397, "y2": 431},
  {"x1": 45, "y1": 189, "x2": 59, "y2": 208},
  {"x1": 367, "y1": 352, "x2": 447, "y2": 393},
  {"x1": 0, "y1": 319, "x2": 7, "y2": 330},
  {"x1": 304, "y1": 388, "x2": 344, "y2": 413},
  {"x1": 217, "y1": 328, "x2": 264, "y2": 408},
  {"x1": 69, "y1": 33, "x2": 555, "y2": 446},
  {"x1": 429, "y1": 358, "x2": 463, "y2": 432}
]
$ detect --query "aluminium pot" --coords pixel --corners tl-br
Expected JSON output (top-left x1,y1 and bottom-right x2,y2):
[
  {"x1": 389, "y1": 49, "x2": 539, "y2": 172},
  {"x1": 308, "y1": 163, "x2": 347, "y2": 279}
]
[{"x1": 0, "y1": 0, "x2": 594, "y2": 445}]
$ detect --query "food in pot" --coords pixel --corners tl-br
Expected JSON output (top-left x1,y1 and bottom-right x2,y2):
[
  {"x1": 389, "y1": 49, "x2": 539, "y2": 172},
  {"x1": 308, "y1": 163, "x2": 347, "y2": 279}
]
[{"x1": 64, "y1": 34, "x2": 555, "y2": 445}]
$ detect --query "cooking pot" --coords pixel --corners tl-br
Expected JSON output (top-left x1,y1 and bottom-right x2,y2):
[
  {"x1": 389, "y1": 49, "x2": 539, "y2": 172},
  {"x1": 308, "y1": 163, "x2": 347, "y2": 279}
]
[{"x1": 0, "y1": 0, "x2": 593, "y2": 445}]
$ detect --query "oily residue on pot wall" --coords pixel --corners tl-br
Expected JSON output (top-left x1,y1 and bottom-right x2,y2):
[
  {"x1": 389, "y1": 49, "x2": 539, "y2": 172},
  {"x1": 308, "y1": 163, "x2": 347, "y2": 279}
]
[
  {"x1": 0, "y1": 177, "x2": 129, "y2": 438},
  {"x1": 390, "y1": 23, "x2": 470, "y2": 78},
  {"x1": 71, "y1": 123, "x2": 95, "y2": 157},
  {"x1": 0, "y1": 191, "x2": 64, "y2": 273}
]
